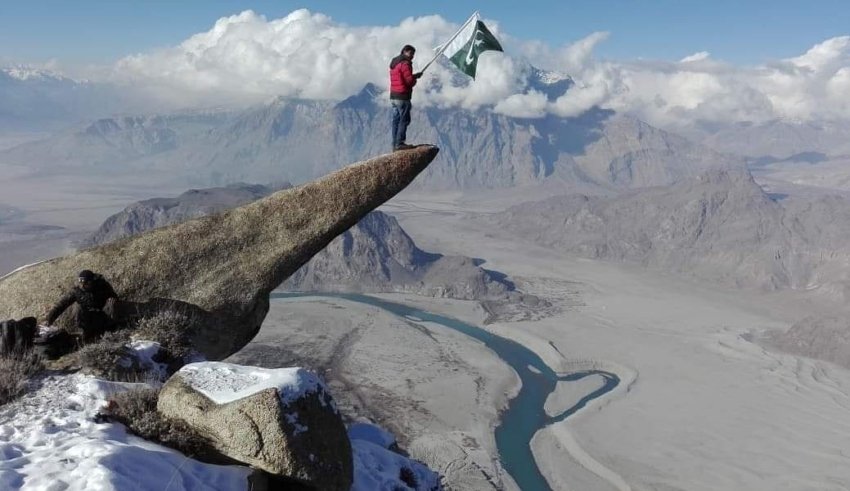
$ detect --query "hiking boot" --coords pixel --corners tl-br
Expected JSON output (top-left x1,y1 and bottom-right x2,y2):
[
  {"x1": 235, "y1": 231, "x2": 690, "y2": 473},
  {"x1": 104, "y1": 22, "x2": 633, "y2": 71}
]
[{"x1": 394, "y1": 143, "x2": 415, "y2": 151}]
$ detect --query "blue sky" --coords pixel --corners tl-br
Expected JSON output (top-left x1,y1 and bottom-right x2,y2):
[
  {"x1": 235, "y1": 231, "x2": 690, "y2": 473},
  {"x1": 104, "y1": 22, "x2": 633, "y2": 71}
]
[{"x1": 1, "y1": 0, "x2": 848, "y2": 65}]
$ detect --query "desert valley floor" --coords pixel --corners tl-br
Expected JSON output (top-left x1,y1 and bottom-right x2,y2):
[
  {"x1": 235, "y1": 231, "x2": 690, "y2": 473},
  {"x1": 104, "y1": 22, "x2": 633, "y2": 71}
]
[
  {"x1": 1, "y1": 177, "x2": 849, "y2": 491},
  {"x1": 366, "y1": 193, "x2": 850, "y2": 491}
]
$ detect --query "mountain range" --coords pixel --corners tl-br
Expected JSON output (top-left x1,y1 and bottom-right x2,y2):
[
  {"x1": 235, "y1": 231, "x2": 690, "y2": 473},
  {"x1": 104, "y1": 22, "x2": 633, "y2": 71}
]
[
  {"x1": 1, "y1": 77, "x2": 741, "y2": 190},
  {"x1": 484, "y1": 167, "x2": 850, "y2": 300},
  {"x1": 82, "y1": 182, "x2": 289, "y2": 247},
  {"x1": 9, "y1": 64, "x2": 850, "y2": 306},
  {"x1": 697, "y1": 119, "x2": 850, "y2": 160},
  {"x1": 0, "y1": 67, "x2": 140, "y2": 132}
]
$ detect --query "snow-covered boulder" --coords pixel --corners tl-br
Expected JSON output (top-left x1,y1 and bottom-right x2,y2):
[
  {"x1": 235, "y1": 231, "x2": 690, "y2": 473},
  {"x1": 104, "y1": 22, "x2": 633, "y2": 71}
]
[{"x1": 157, "y1": 362, "x2": 352, "y2": 491}]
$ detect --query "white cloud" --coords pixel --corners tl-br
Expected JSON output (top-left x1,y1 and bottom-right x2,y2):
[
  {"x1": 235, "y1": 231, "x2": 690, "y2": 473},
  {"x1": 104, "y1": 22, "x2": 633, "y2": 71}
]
[
  {"x1": 494, "y1": 91, "x2": 548, "y2": 118},
  {"x1": 111, "y1": 9, "x2": 467, "y2": 108},
  {"x1": 556, "y1": 31, "x2": 610, "y2": 73},
  {"x1": 551, "y1": 65, "x2": 619, "y2": 117},
  {"x1": 100, "y1": 9, "x2": 850, "y2": 128},
  {"x1": 582, "y1": 36, "x2": 850, "y2": 127},
  {"x1": 680, "y1": 51, "x2": 711, "y2": 63}
]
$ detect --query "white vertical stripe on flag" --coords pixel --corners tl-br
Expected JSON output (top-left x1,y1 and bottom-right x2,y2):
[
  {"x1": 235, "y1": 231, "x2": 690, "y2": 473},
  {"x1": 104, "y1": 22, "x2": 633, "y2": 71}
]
[{"x1": 441, "y1": 12, "x2": 480, "y2": 60}]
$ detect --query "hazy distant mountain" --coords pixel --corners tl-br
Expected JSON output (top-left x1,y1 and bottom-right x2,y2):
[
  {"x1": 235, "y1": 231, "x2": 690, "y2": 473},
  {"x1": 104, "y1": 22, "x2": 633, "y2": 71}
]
[
  {"x1": 526, "y1": 66, "x2": 574, "y2": 100},
  {"x1": 84, "y1": 185, "x2": 522, "y2": 304},
  {"x1": 2, "y1": 112, "x2": 233, "y2": 174},
  {"x1": 82, "y1": 182, "x2": 286, "y2": 247},
  {"x1": 1, "y1": 76, "x2": 740, "y2": 190},
  {"x1": 697, "y1": 119, "x2": 850, "y2": 160},
  {"x1": 486, "y1": 168, "x2": 850, "y2": 299},
  {"x1": 0, "y1": 66, "x2": 137, "y2": 132},
  {"x1": 752, "y1": 155, "x2": 850, "y2": 193}
]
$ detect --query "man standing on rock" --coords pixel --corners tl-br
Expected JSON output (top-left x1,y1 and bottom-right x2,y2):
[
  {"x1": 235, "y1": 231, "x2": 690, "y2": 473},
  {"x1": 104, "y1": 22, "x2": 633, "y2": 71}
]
[
  {"x1": 389, "y1": 44, "x2": 422, "y2": 151},
  {"x1": 45, "y1": 269, "x2": 119, "y2": 342}
]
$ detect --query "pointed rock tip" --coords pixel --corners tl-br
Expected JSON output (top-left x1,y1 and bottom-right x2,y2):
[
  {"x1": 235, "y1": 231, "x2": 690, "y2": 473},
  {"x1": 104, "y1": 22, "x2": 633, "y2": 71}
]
[
  {"x1": 347, "y1": 144, "x2": 439, "y2": 174},
  {"x1": 412, "y1": 144, "x2": 440, "y2": 157},
  {"x1": 383, "y1": 144, "x2": 439, "y2": 162},
  {"x1": 401, "y1": 144, "x2": 439, "y2": 165}
]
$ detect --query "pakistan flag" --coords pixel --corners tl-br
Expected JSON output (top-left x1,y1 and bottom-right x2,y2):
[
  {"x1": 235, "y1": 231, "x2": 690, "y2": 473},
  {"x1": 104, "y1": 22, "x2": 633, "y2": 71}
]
[{"x1": 442, "y1": 13, "x2": 503, "y2": 79}]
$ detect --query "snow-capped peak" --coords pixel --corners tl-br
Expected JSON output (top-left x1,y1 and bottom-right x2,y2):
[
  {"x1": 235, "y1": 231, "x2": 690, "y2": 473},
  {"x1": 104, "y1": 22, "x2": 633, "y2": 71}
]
[
  {"x1": 534, "y1": 67, "x2": 570, "y2": 85},
  {"x1": 1, "y1": 64, "x2": 76, "y2": 82}
]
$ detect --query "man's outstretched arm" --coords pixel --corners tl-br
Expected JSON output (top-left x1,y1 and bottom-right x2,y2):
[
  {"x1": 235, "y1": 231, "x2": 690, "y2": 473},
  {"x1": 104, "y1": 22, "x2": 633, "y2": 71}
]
[{"x1": 46, "y1": 291, "x2": 76, "y2": 326}]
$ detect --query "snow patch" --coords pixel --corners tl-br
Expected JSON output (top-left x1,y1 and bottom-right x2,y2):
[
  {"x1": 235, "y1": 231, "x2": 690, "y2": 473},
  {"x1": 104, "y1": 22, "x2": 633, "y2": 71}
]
[
  {"x1": 350, "y1": 438, "x2": 441, "y2": 491},
  {"x1": 284, "y1": 412, "x2": 308, "y2": 435},
  {"x1": 0, "y1": 370, "x2": 441, "y2": 490},
  {"x1": 0, "y1": 374, "x2": 250, "y2": 491},
  {"x1": 348, "y1": 422, "x2": 397, "y2": 449},
  {"x1": 536, "y1": 69, "x2": 569, "y2": 84},
  {"x1": 176, "y1": 361, "x2": 329, "y2": 407},
  {"x1": 348, "y1": 422, "x2": 440, "y2": 490},
  {"x1": 127, "y1": 340, "x2": 168, "y2": 380},
  {"x1": 37, "y1": 324, "x2": 57, "y2": 337}
]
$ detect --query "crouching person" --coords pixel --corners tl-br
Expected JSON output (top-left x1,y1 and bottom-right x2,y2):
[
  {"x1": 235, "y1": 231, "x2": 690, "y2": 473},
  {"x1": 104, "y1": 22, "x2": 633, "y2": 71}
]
[{"x1": 44, "y1": 270, "x2": 119, "y2": 343}]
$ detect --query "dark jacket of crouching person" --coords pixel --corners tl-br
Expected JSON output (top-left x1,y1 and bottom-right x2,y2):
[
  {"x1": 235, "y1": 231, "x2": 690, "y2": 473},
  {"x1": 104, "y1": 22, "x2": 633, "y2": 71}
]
[{"x1": 46, "y1": 270, "x2": 119, "y2": 343}]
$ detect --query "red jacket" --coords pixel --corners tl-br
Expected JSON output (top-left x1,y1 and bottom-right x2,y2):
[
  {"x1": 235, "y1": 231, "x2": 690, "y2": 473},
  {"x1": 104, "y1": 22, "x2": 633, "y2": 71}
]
[{"x1": 389, "y1": 54, "x2": 416, "y2": 100}]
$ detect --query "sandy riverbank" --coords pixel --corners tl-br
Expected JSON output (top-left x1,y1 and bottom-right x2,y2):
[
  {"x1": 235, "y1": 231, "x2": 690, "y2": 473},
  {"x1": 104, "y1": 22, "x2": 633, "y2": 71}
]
[
  {"x1": 229, "y1": 294, "x2": 522, "y2": 490},
  {"x1": 383, "y1": 192, "x2": 850, "y2": 491}
]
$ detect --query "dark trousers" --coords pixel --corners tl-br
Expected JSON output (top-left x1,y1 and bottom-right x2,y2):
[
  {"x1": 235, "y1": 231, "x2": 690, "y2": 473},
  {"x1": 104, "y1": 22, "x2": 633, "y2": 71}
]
[
  {"x1": 76, "y1": 309, "x2": 115, "y2": 343},
  {"x1": 391, "y1": 99, "x2": 412, "y2": 149}
]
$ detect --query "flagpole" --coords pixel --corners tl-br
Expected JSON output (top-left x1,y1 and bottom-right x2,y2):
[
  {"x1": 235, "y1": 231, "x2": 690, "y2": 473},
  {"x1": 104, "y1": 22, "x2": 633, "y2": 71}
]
[{"x1": 419, "y1": 10, "x2": 479, "y2": 73}]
